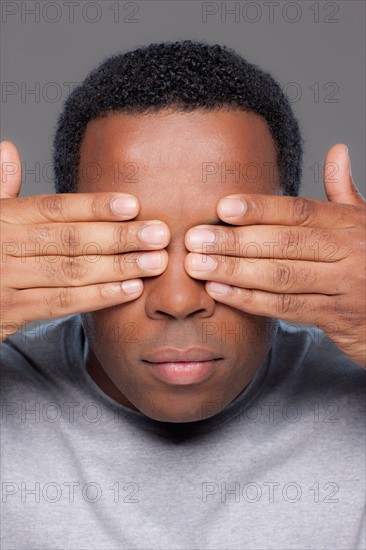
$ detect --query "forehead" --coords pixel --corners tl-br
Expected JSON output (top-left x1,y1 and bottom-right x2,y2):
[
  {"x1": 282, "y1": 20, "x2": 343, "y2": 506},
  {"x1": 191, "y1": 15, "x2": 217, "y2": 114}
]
[{"x1": 78, "y1": 110, "x2": 280, "y2": 227}]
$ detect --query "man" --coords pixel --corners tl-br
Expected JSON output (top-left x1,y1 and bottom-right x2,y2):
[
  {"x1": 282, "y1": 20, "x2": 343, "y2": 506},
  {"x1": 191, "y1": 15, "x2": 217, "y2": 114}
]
[{"x1": 1, "y1": 40, "x2": 365, "y2": 549}]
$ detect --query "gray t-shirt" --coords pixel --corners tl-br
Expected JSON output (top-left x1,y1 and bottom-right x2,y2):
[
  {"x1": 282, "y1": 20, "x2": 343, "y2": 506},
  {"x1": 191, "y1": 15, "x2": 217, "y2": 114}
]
[{"x1": 0, "y1": 315, "x2": 365, "y2": 550}]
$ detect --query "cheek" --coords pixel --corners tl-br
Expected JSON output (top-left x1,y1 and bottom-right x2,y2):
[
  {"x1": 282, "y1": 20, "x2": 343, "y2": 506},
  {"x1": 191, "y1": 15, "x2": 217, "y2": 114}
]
[
  {"x1": 81, "y1": 298, "x2": 145, "y2": 358},
  {"x1": 201, "y1": 306, "x2": 273, "y2": 350},
  {"x1": 241, "y1": 316, "x2": 274, "y2": 347}
]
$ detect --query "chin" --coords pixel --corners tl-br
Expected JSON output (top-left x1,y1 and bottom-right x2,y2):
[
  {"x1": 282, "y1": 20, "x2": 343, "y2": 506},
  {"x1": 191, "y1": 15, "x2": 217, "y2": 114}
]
[{"x1": 135, "y1": 393, "x2": 224, "y2": 423}]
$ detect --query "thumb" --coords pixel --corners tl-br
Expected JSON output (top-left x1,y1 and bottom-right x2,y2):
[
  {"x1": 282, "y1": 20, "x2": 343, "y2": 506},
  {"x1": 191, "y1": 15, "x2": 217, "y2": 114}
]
[
  {"x1": 323, "y1": 143, "x2": 365, "y2": 206},
  {"x1": 0, "y1": 141, "x2": 22, "y2": 199}
]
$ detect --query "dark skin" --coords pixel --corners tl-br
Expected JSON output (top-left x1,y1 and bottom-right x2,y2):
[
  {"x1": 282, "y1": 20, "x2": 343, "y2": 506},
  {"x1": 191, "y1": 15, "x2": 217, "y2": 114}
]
[
  {"x1": 1, "y1": 109, "x2": 364, "y2": 423},
  {"x1": 78, "y1": 110, "x2": 280, "y2": 422}
]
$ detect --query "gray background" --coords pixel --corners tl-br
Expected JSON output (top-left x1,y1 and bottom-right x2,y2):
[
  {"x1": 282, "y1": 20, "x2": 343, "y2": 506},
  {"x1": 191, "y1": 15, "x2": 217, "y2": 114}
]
[{"x1": 1, "y1": 0, "x2": 365, "y2": 199}]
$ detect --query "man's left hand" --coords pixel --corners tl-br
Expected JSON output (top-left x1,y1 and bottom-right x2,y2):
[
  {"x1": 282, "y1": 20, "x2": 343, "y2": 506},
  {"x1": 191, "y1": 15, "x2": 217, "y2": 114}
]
[{"x1": 185, "y1": 144, "x2": 366, "y2": 368}]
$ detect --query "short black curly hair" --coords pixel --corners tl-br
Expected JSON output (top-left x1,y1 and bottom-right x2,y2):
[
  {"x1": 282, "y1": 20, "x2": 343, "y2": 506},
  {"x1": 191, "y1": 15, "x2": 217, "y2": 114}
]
[{"x1": 53, "y1": 40, "x2": 303, "y2": 196}]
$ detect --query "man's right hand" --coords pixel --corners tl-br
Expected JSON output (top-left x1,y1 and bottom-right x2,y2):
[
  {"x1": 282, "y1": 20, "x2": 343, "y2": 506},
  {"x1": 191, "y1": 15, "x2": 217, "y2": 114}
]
[{"x1": 0, "y1": 141, "x2": 170, "y2": 341}]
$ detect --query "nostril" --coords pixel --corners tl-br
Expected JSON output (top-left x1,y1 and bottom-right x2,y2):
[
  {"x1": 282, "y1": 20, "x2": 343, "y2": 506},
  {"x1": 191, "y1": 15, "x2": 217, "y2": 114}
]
[{"x1": 154, "y1": 308, "x2": 207, "y2": 320}]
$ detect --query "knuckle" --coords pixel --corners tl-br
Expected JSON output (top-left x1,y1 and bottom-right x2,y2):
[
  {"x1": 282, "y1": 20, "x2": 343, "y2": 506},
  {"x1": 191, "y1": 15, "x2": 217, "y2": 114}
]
[
  {"x1": 95, "y1": 283, "x2": 120, "y2": 301},
  {"x1": 114, "y1": 253, "x2": 136, "y2": 276},
  {"x1": 224, "y1": 227, "x2": 239, "y2": 253},
  {"x1": 225, "y1": 255, "x2": 242, "y2": 279},
  {"x1": 90, "y1": 194, "x2": 110, "y2": 218},
  {"x1": 248, "y1": 197, "x2": 265, "y2": 218},
  {"x1": 278, "y1": 228, "x2": 301, "y2": 250},
  {"x1": 276, "y1": 293, "x2": 304, "y2": 315},
  {"x1": 292, "y1": 198, "x2": 313, "y2": 225},
  {"x1": 334, "y1": 295, "x2": 360, "y2": 321},
  {"x1": 45, "y1": 287, "x2": 73, "y2": 311},
  {"x1": 37, "y1": 196, "x2": 65, "y2": 222},
  {"x1": 57, "y1": 288, "x2": 73, "y2": 310},
  {"x1": 113, "y1": 223, "x2": 130, "y2": 246},
  {"x1": 60, "y1": 256, "x2": 87, "y2": 284},
  {"x1": 96, "y1": 283, "x2": 107, "y2": 300},
  {"x1": 113, "y1": 255, "x2": 125, "y2": 276},
  {"x1": 59, "y1": 224, "x2": 79, "y2": 246},
  {"x1": 241, "y1": 288, "x2": 255, "y2": 305},
  {"x1": 58, "y1": 224, "x2": 81, "y2": 252},
  {"x1": 273, "y1": 262, "x2": 292, "y2": 289}
]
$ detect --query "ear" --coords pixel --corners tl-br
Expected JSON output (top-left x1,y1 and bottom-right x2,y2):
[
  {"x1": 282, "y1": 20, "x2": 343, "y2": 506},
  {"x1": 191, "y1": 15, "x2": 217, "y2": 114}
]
[
  {"x1": 323, "y1": 143, "x2": 365, "y2": 206},
  {"x1": 0, "y1": 141, "x2": 22, "y2": 199}
]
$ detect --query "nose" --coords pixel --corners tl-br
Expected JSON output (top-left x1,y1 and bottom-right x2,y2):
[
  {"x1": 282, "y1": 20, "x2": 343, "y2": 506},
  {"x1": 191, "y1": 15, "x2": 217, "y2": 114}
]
[{"x1": 144, "y1": 244, "x2": 216, "y2": 320}]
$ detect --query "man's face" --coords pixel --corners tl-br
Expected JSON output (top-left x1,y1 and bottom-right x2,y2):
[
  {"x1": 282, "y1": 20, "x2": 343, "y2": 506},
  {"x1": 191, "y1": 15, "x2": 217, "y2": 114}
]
[{"x1": 78, "y1": 109, "x2": 280, "y2": 422}]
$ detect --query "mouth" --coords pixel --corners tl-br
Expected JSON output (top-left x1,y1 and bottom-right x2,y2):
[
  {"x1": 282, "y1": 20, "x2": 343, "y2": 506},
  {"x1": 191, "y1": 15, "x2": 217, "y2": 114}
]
[{"x1": 142, "y1": 347, "x2": 223, "y2": 385}]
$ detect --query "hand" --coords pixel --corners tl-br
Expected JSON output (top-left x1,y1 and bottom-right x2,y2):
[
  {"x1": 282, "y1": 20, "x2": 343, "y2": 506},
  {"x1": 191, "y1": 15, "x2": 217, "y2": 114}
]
[
  {"x1": 185, "y1": 144, "x2": 366, "y2": 368},
  {"x1": 0, "y1": 141, "x2": 169, "y2": 341}
]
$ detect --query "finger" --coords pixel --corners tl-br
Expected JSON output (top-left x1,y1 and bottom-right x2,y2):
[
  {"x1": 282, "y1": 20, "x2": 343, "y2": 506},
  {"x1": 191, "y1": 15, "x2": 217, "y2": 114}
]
[
  {"x1": 204, "y1": 281, "x2": 332, "y2": 325},
  {"x1": 323, "y1": 144, "x2": 365, "y2": 206},
  {"x1": 15, "y1": 279, "x2": 145, "y2": 322},
  {"x1": 0, "y1": 141, "x2": 22, "y2": 199},
  {"x1": 216, "y1": 193, "x2": 362, "y2": 229},
  {"x1": 185, "y1": 224, "x2": 346, "y2": 262},
  {"x1": 5, "y1": 250, "x2": 169, "y2": 289},
  {"x1": 185, "y1": 254, "x2": 341, "y2": 295},
  {"x1": 1, "y1": 192, "x2": 141, "y2": 225},
  {"x1": 6, "y1": 219, "x2": 170, "y2": 257}
]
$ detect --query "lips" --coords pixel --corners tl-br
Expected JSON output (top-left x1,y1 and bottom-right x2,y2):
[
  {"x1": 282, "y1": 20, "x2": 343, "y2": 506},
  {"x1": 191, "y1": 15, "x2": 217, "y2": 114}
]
[
  {"x1": 142, "y1": 347, "x2": 223, "y2": 385},
  {"x1": 142, "y1": 347, "x2": 221, "y2": 363}
]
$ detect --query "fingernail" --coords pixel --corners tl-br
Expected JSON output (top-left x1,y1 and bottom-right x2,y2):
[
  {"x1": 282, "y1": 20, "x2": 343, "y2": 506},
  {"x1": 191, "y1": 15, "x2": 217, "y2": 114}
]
[
  {"x1": 139, "y1": 222, "x2": 167, "y2": 245},
  {"x1": 111, "y1": 196, "x2": 138, "y2": 216},
  {"x1": 188, "y1": 228, "x2": 215, "y2": 249},
  {"x1": 121, "y1": 279, "x2": 143, "y2": 294},
  {"x1": 190, "y1": 254, "x2": 217, "y2": 272},
  {"x1": 207, "y1": 282, "x2": 231, "y2": 294},
  {"x1": 138, "y1": 251, "x2": 163, "y2": 270},
  {"x1": 219, "y1": 197, "x2": 246, "y2": 218}
]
